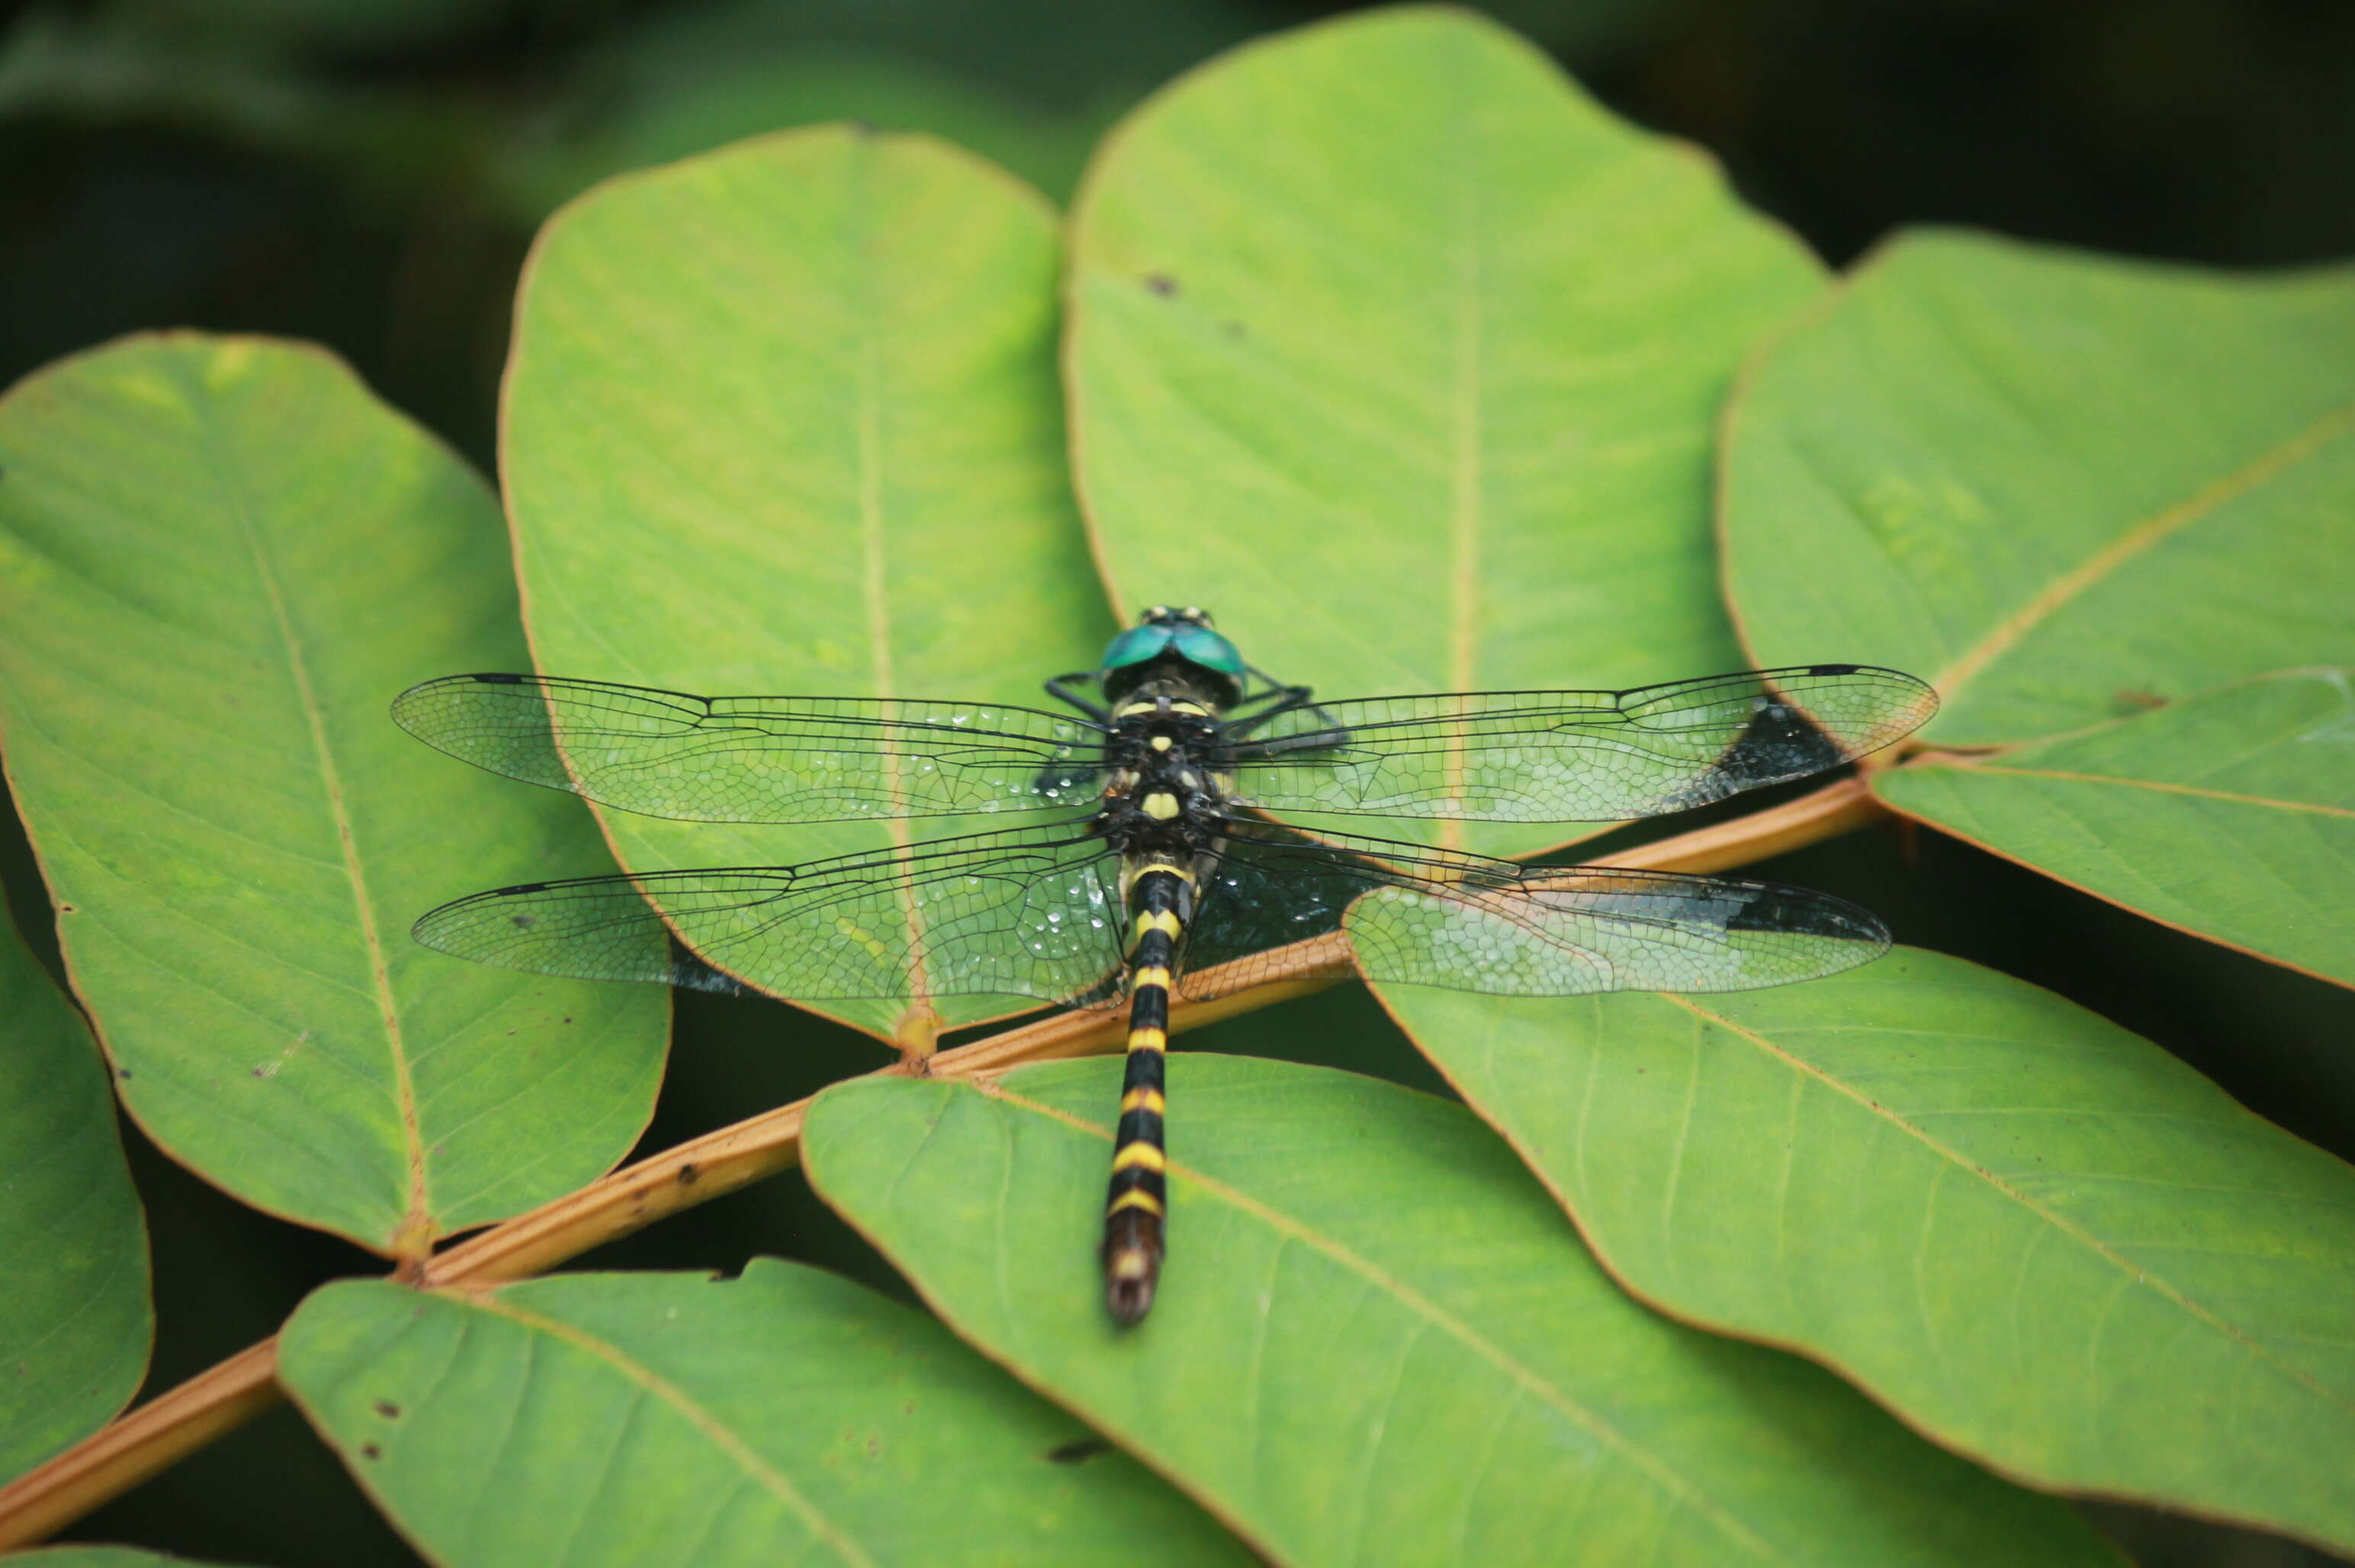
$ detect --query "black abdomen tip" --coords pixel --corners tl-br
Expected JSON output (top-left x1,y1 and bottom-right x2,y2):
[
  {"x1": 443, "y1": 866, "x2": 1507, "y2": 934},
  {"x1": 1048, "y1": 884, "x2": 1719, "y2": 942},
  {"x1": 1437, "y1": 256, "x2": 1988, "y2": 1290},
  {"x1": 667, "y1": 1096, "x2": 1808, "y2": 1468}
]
[{"x1": 1103, "y1": 1210, "x2": 1163, "y2": 1325}]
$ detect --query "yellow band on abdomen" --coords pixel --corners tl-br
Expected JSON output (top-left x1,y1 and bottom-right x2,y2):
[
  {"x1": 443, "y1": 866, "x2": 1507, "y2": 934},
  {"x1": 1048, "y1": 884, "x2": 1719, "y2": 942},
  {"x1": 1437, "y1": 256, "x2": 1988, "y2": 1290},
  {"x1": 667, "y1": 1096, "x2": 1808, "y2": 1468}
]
[{"x1": 1112, "y1": 1142, "x2": 1167, "y2": 1174}]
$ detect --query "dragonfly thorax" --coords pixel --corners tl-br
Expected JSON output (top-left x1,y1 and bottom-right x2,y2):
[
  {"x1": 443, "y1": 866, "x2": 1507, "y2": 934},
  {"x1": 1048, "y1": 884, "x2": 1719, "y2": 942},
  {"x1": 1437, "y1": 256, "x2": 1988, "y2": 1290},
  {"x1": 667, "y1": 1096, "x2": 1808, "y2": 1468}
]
[{"x1": 1096, "y1": 680, "x2": 1235, "y2": 860}]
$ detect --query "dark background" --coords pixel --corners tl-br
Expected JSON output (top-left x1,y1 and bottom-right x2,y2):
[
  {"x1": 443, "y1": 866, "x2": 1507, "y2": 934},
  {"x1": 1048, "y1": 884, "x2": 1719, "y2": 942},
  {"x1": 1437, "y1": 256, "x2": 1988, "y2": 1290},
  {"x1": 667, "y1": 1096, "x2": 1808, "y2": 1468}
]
[{"x1": 4, "y1": 2, "x2": 2353, "y2": 1563}]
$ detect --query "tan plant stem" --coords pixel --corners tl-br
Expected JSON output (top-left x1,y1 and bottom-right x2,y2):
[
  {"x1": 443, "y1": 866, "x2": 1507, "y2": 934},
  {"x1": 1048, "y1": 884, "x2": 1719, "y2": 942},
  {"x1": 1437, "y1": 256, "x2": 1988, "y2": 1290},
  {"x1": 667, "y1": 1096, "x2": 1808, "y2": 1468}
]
[{"x1": 0, "y1": 776, "x2": 1890, "y2": 1547}]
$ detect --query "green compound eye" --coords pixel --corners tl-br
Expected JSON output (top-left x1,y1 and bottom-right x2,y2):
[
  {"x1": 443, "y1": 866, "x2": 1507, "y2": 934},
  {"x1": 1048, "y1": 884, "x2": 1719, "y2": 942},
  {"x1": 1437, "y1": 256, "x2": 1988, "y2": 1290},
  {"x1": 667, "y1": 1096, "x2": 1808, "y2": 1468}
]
[
  {"x1": 1171, "y1": 622, "x2": 1245, "y2": 676},
  {"x1": 1100, "y1": 623, "x2": 1176, "y2": 672}
]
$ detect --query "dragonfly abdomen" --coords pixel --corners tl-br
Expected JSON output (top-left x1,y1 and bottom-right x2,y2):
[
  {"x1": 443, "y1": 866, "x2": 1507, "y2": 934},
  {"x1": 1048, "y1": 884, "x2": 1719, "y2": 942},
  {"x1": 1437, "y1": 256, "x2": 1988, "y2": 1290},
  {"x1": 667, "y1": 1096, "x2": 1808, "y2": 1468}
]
[{"x1": 1104, "y1": 862, "x2": 1186, "y2": 1325}]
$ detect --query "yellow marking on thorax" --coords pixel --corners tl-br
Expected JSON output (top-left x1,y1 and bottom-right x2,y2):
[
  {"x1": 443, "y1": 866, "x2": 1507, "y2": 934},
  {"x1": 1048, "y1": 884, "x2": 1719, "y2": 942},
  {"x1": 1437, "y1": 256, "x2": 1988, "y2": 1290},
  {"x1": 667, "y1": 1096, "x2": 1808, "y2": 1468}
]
[
  {"x1": 1149, "y1": 734, "x2": 1172, "y2": 751},
  {"x1": 1108, "y1": 1189, "x2": 1164, "y2": 1219},
  {"x1": 1167, "y1": 701, "x2": 1210, "y2": 716},
  {"x1": 1142, "y1": 792, "x2": 1181, "y2": 820},
  {"x1": 1112, "y1": 1142, "x2": 1168, "y2": 1174},
  {"x1": 1120, "y1": 1087, "x2": 1167, "y2": 1114},
  {"x1": 1125, "y1": 859, "x2": 1196, "y2": 887},
  {"x1": 1118, "y1": 701, "x2": 1158, "y2": 719},
  {"x1": 1126, "y1": 1026, "x2": 1168, "y2": 1052}
]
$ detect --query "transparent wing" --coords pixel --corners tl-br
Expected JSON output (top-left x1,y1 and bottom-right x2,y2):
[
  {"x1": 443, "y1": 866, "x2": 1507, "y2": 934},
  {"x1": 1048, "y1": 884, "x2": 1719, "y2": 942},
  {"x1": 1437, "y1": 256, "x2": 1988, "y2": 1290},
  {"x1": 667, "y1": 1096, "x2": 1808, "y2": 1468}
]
[
  {"x1": 393, "y1": 674, "x2": 1106, "y2": 824},
  {"x1": 1224, "y1": 664, "x2": 1936, "y2": 821},
  {"x1": 1180, "y1": 821, "x2": 1889, "y2": 1001},
  {"x1": 412, "y1": 824, "x2": 1127, "y2": 1004}
]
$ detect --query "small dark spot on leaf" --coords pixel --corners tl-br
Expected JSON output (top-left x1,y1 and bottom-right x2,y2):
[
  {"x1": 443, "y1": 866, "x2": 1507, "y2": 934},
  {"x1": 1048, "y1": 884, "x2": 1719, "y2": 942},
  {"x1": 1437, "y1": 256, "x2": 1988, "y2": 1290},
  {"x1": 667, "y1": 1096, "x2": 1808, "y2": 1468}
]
[
  {"x1": 59, "y1": 903, "x2": 76, "y2": 914},
  {"x1": 2113, "y1": 688, "x2": 2168, "y2": 712},
  {"x1": 676, "y1": 1162, "x2": 699, "y2": 1186},
  {"x1": 1144, "y1": 273, "x2": 1178, "y2": 297},
  {"x1": 561, "y1": 1016, "x2": 572, "y2": 1025},
  {"x1": 1046, "y1": 1437, "x2": 1113, "y2": 1464},
  {"x1": 1221, "y1": 318, "x2": 1244, "y2": 339},
  {"x1": 360, "y1": 1442, "x2": 382, "y2": 1460},
  {"x1": 116, "y1": 1068, "x2": 132, "y2": 1080},
  {"x1": 373, "y1": 1400, "x2": 401, "y2": 1419}
]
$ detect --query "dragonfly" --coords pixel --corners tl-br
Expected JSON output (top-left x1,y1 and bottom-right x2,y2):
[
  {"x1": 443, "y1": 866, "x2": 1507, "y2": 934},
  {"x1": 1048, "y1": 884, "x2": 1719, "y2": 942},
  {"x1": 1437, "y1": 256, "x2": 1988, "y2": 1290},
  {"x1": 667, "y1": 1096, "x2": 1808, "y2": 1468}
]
[{"x1": 393, "y1": 606, "x2": 1937, "y2": 1323}]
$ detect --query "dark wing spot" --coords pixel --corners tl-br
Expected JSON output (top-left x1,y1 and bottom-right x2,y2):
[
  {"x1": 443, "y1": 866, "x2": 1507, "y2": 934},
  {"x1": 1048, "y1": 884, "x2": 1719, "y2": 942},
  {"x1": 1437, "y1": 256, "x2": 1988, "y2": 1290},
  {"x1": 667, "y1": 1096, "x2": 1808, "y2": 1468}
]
[
  {"x1": 666, "y1": 936, "x2": 753, "y2": 996},
  {"x1": 471, "y1": 672, "x2": 526, "y2": 684},
  {"x1": 1806, "y1": 663, "x2": 1861, "y2": 676},
  {"x1": 1045, "y1": 1436, "x2": 1113, "y2": 1464},
  {"x1": 1716, "y1": 693, "x2": 1847, "y2": 786},
  {"x1": 509, "y1": 913, "x2": 538, "y2": 929},
  {"x1": 500, "y1": 882, "x2": 549, "y2": 896}
]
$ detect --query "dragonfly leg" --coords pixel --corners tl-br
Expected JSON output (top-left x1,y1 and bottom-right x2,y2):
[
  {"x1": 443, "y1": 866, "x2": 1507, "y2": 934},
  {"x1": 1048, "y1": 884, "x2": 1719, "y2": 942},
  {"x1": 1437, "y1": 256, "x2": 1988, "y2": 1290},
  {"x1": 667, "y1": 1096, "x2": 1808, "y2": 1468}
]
[
  {"x1": 1043, "y1": 671, "x2": 1111, "y2": 722},
  {"x1": 1224, "y1": 688, "x2": 1353, "y2": 751},
  {"x1": 1219, "y1": 683, "x2": 1321, "y2": 737},
  {"x1": 1033, "y1": 673, "x2": 1112, "y2": 798}
]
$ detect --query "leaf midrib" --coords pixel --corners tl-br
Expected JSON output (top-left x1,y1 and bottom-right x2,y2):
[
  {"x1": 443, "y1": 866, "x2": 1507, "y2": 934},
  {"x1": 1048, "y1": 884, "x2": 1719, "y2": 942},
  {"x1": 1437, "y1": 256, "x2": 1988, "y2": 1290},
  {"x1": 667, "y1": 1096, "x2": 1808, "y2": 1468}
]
[
  {"x1": 1929, "y1": 398, "x2": 2355, "y2": 704},
  {"x1": 1926, "y1": 759, "x2": 2354, "y2": 819},
  {"x1": 990, "y1": 1081, "x2": 1782, "y2": 1563},
  {"x1": 1440, "y1": 56, "x2": 1485, "y2": 860},
  {"x1": 1658, "y1": 993, "x2": 2352, "y2": 1416},
  {"x1": 455, "y1": 1292, "x2": 880, "y2": 1568},
  {"x1": 198, "y1": 384, "x2": 433, "y2": 1250},
  {"x1": 844, "y1": 137, "x2": 936, "y2": 1045}
]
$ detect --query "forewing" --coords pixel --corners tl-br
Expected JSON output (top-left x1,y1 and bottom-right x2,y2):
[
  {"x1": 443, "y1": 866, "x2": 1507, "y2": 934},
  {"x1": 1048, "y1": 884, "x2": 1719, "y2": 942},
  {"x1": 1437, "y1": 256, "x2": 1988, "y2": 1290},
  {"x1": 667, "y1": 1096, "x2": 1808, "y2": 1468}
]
[
  {"x1": 1225, "y1": 664, "x2": 1936, "y2": 821},
  {"x1": 413, "y1": 825, "x2": 1126, "y2": 1005},
  {"x1": 1182, "y1": 822, "x2": 1888, "y2": 1001},
  {"x1": 392, "y1": 674, "x2": 1104, "y2": 823}
]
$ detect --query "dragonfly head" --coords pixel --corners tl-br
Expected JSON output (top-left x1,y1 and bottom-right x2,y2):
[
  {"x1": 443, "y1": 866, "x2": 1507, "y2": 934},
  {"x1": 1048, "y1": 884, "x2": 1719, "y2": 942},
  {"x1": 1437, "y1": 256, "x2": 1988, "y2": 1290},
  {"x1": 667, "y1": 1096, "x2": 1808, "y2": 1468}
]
[{"x1": 1101, "y1": 606, "x2": 1247, "y2": 709}]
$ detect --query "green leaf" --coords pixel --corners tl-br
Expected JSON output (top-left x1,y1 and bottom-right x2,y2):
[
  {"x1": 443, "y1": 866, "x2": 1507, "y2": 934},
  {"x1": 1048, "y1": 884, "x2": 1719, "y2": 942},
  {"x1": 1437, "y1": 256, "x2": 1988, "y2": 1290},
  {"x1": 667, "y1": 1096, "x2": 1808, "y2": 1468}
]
[
  {"x1": 803, "y1": 1056, "x2": 2116, "y2": 1567},
  {"x1": 0, "y1": 888, "x2": 149, "y2": 1483},
  {"x1": 1373, "y1": 950, "x2": 2355, "y2": 1550},
  {"x1": 0, "y1": 336, "x2": 665, "y2": 1252},
  {"x1": 503, "y1": 127, "x2": 1111, "y2": 1040},
  {"x1": 1068, "y1": 7, "x2": 1825, "y2": 857},
  {"x1": 1880, "y1": 669, "x2": 2355, "y2": 987},
  {"x1": 1723, "y1": 230, "x2": 2355, "y2": 745},
  {"x1": 278, "y1": 1261, "x2": 1253, "y2": 1568}
]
